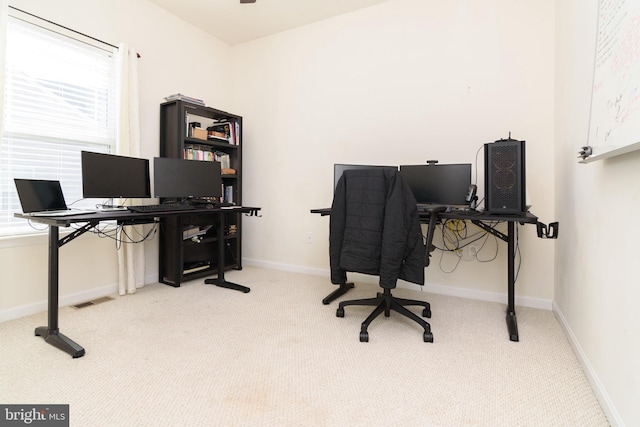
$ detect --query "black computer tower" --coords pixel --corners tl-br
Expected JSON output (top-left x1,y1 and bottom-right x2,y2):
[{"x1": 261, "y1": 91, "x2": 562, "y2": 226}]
[{"x1": 484, "y1": 138, "x2": 526, "y2": 214}]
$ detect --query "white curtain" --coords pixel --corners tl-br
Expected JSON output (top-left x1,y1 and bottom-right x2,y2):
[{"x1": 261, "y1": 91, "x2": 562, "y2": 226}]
[{"x1": 116, "y1": 42, "x2": 145, "y2": 295}]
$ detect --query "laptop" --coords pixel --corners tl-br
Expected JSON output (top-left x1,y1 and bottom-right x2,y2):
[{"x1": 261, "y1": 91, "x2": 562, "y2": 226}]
[{"x1": 14, "y1": 179, "x2": 95, "y2": 217}]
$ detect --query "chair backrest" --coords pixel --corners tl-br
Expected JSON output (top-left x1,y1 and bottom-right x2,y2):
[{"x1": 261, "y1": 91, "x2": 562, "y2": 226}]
[{"x1": 329, "y1": 168, "x2": 424, "y2": 288}]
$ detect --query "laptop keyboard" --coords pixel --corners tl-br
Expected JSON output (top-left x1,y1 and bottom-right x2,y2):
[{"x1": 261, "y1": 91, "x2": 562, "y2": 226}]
[{"x1": 27, "y1": 209, "x2": 96, "y2": 217}]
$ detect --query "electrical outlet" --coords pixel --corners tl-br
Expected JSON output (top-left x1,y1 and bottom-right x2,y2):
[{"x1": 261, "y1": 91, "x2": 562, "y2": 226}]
[
  {"x1": 469, "y1": 245, "x2": 478, "y2": 259},
  {"x1": 306, "y1": 233, "x2": 313, "y2": 245},
  {"x1": 460, "y1": 247, "x2": 472, "y2": 261}
]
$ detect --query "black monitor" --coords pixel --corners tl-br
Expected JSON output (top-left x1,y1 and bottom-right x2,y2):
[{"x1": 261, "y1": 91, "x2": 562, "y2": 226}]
[
  {"x1": 399, "y1": 163, "x2": 472, "y2": 206},
  {"x1": 154, "y1": 157, "x2": 222, "y2": 199},
  {"x1": 333, "y1": 164, "x2": 398, "y2": 189},
  {"x1": 81, "y1": 151, "x2": 151, "y2": 199}
]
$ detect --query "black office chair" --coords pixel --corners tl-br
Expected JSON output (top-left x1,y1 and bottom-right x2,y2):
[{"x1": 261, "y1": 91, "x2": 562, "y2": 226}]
[{"x1": 330, "y1": 168, "x2": 433, "y2": 343}]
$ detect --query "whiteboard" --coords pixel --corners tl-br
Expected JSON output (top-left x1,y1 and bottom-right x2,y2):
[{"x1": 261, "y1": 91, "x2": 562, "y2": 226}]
[{"x1": 581, "y1": 0, "x2": 640, "y2": 163}]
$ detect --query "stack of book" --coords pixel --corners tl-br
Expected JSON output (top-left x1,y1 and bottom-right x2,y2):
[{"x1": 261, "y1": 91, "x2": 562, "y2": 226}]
[
  {"x1": 207, "y1": 120, "x2": 239, "y2": 145},
  {"x1": 183, "y1": 145, "x2": 215, "y2": 161},
  {"x1": 214, "y1": 151, "x2": 230, "y2": 169},
  {"x1": 183, "y1": 225, "x2": 212, "y2": 240},
  {"x1": 165, "y1": 93, "x2": 205, "y2": 106},
  {"x1": 183, "y1": 261, "x2": 210, "y2": 275},
  {"x1": 207, "y1": 123, "x2": 230, "y2": 140}
]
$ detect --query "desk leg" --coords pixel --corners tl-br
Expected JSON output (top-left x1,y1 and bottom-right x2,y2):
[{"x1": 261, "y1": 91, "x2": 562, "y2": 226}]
[
  {"x1": 506, "y1": 222, "x2": 519, "y2": 342},
  {"x1": 34, "y1": 226, "x2": 85, "y2": 358},
  {"x1": 204, "y1": 212, "x2": 250, "y2": 293}
]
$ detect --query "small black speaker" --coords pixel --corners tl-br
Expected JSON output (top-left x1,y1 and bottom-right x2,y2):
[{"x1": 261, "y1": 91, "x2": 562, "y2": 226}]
[{"x1": 484, "y1": 138, "x2": 526, "y2": 214}]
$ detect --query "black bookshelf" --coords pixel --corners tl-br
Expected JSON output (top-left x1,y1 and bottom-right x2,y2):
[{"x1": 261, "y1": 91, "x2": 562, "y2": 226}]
[{"x1": 159, "y1": 100, "x2": 243, "y2": 286}]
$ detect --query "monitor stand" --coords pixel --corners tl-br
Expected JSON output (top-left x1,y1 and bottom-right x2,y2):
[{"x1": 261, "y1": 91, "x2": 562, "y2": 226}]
[{"x1": 97, "y1": 198, "x2": 127, "y2": 211}]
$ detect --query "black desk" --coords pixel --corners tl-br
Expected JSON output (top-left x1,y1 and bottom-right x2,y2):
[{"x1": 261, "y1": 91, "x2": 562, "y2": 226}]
[
  {"x1": 15, "y1": 206, "x2": 260, "y2": 358},
  {"x1": 311, "y1": 207, "x2": 539, "y2": 342}
]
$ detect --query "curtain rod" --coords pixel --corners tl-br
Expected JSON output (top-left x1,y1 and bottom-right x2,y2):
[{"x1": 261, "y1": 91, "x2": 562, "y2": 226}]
[{"x1": 8, "y1": 6, "x2": 141, "y2": 58}]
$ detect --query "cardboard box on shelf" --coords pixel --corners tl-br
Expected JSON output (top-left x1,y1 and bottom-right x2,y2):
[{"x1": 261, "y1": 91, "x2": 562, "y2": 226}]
[{"x1": 191, "y1": 127, "x2": 207, "y2": 140}]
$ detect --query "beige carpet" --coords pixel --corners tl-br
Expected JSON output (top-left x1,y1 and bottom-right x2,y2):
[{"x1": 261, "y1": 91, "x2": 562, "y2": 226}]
[{"x1": 0, "y1": 267, "x2": 608, "y2": 426}]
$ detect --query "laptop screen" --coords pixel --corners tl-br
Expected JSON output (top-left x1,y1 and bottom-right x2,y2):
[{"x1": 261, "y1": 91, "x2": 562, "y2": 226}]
[{"x1": 14, "y1": 179, "x2": 68, "y2": 213}]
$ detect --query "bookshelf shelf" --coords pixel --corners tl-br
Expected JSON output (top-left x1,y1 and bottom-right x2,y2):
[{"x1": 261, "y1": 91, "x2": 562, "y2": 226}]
[{"x1": 159, "y1": 99, "x2": 243, "y2": 287}]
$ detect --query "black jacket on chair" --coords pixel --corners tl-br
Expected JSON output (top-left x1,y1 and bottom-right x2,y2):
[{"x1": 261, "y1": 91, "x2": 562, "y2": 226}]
[{"x1": 330, "y1": 168, "x2": 425, "y2": 289}]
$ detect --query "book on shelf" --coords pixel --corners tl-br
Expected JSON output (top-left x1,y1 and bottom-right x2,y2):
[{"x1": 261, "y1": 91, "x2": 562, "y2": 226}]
[
  {"x1": 183, "y1": 225, "x2": 212, "y2": 240},
  {"x1": 207, "y1": 119, "x2": 240, "y2": 145},
  {"x1": 208, "y1": 130, "x2": 227, "y2": 139},
  {"x1": 214, "y1": 151, "x2": 230, "y2": 169},
  {"x1": 207, "y1": 122, "x2": 231, "y2": 142},
  {"x1": 224, "y1": 185, "x2": 234, "y2": 204},
  {"x1": 184, "y1": 145, "x2": 216, "y2": 161},
  {"x1": 226, "y1": 224, "x2": 237, "y2": 236},
  {"x1": 233, "y1": 121, "x2": 240, "y2": 146},
  {"x1": 183, "y1": 261, "x2": 210, "y2": 275}
]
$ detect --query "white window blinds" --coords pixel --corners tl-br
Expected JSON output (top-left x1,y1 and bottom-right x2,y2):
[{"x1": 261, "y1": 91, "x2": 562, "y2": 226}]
[{"x1": 1, "y1": 14, "x2": 116, "y2": 236}]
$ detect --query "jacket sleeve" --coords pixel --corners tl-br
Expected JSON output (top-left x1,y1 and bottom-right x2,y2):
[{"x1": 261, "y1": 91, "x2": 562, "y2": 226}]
[
  {"x1": 399, "y1": 189, "x2": 426, "y2": 286},
  {"x1": 329, "y1": 175, "x2": 348, "y2": 284},
  {"x1": 378, "y1": 171, "x2": 411, "y2": 288},
  {"x1": 379, "y1": 171, "x2": 425, "y2": 288}
]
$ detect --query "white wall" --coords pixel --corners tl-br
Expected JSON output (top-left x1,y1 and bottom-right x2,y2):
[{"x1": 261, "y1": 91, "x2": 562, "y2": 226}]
[
  {"x1": 232, "y1": 0, "x2": 556, "y2": 305},
  {"x1": 0, "y1": 0, "x2": 234, "y2": 317},
  {"x1": 555, "y1": 1, "x2": 640, "y2": 425}
]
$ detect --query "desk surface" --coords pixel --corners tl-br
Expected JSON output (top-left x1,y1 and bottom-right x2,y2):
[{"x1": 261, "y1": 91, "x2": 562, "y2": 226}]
[
  {"x1": 15, "y1": 205, "x2": 260, "y2": 226},
  {"x1": 438, "y1": 209, "x2": 538, "y2": 223},
  {"x1": 311, "y1": 207, "x2": 538, "y2": 223}
]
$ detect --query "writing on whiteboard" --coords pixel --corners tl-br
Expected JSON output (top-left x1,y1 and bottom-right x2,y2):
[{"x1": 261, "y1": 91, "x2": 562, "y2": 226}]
[{"x1": 587, "y1": 0, "x2": 640, "y2": 158}]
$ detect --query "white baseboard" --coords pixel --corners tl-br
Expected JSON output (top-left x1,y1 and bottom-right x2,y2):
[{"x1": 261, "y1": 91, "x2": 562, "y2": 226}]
[
  {"x1": 0, "y1": 283, "x2": 118, "y2": 323},
  {"x1": 552, "y1": 302, "x2": 623, "y2": 427},
  {"x1": 0, "y1": 273, "x2": 158, "y2": 323},
  {"x1": 244, "y1": 258, "x2": 329, "y2": 277},
  {"x1": 243, "y1": 258, "x2": 552, "y2": 310},
  {"x1": 425, "y1": 281, "x2": 552, "y2": 310}
]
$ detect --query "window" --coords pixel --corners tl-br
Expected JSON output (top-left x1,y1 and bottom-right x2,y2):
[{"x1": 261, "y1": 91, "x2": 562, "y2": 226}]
[{"x1": 1, "y1": 12, "x2": 116, "y2": 236}]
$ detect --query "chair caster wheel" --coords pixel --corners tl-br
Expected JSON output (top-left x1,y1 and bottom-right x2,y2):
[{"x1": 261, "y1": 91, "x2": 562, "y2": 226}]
[
  {"x1": 424, "y1": 332, "x2": 434, "y2": 343},
  {"x1": 423, "y1": 308, "x2": 431, "y2": 318},
  {"x1": 360, "y1": 331, "x2": 369, "y2": 342},
  {"x1": 336, "y1": 307, "x2": 344, "y2": 317}
]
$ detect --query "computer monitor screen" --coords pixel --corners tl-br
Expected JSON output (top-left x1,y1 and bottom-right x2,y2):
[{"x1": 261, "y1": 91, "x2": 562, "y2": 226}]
[
  {"x1": 154, "y1": 157, "x2": 222, "y2": 199},
  {"x1": 399, "y1": 163, "x2": 472, "y2": 206},
  {"x1": 81, "y1": 151, "x2": 151, "y2": 199},
  {"x1": 333, "y1": 164, "x2": 398, "y2": 189}
]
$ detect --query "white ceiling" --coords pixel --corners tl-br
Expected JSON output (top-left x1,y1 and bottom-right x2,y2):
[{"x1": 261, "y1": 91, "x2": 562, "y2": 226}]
[{"x1": 146, "y1": 0, "x2": 390, "y2": 45}]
